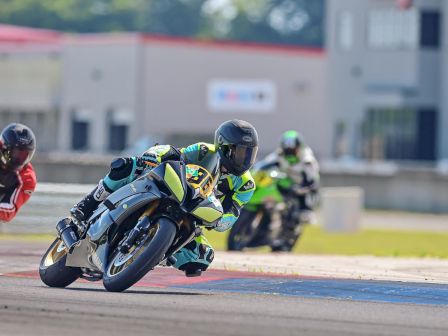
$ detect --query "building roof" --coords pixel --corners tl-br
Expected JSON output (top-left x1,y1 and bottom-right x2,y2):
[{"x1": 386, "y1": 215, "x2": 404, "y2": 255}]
[
  {"x1": 0, "y1": 24, "x2": 324, "y2": 57},
  {"x1": 0, "y1": 24, "x2": 61, "y2": 43}
]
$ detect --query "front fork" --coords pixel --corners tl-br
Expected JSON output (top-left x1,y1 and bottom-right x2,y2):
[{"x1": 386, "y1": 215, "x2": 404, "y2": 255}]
[{"x1": 118, "y1": 201, "x2": 160, "y2": 254}]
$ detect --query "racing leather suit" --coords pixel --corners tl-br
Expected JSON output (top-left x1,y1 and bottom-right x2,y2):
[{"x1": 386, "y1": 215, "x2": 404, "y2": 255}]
[
  {"x1": 256, "y1": 146, "x2": 319, "y2": 218},
  {"x1": 0, "y1": 163, "x2": 36, "y2": 222},
  {"x1": 76, "y1": 143, "x2": 255, "y2": 274}
]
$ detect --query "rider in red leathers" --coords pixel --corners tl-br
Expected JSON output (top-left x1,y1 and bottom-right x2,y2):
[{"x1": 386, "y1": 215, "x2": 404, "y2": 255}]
[{"x1": 0, "y1": 123, "x2": 37, "y2": 223}]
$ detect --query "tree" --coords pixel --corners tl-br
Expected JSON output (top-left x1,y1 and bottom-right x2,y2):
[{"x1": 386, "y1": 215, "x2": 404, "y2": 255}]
[{"x1": 0, "y1": 0, "x2": 325, "y2": 47}]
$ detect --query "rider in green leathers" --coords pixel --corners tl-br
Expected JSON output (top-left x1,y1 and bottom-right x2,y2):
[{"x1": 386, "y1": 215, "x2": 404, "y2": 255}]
[
  {"x1": 69, "y1": 120, "x2": 258, "y2": 276},
  {"x1": 255, "y1": 130, "x2": 319, "y2": 250}
]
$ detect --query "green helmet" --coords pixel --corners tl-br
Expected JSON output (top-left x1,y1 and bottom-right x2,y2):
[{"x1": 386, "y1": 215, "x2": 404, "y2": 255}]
[{"x1": 280, "y1": 130, "x2": 304, "y2": 164}]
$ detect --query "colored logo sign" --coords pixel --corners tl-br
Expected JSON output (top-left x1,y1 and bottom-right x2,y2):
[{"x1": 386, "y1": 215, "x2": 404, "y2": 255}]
[{"x1": 208, "y1": 79, "x2": 276, "y2": 113}]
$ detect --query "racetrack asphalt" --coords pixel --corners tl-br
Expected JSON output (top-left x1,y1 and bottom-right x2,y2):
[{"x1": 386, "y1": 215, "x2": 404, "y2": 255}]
[{"x1": 1, "y1": 240, "x2": 448, "y2": 336}]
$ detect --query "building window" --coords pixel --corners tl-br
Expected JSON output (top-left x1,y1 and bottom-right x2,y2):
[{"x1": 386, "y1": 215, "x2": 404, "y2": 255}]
[
  {"x1": 368, "y1": 8, "x2": 419, "y2": 50},
  {"x1": 71, "y1": 108, "x2": 91, "y2": 151},
  {"x1": 420, "y1": 11, "x2": 440, "y2": 48},
  {"x1": 71, "y1": 120, "x2": 89, "y2": 150},
  {"x1": 107, "y1": 109, "x2": 131, "y2": 152},
  {"x1": 361, "y1": 108, "x2": 437, "y2": 161},
  {"x1": 338, "y1": 11, "x2": 353, "y2": 50},
  {"x1": 109, "y1": 124, "x2": 128, "y2": 152}
]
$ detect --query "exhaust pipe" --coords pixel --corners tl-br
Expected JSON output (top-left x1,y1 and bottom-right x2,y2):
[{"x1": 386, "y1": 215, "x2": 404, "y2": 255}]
[{"x1": 56, "y1": 218, "x2": 79, "y2": 253}]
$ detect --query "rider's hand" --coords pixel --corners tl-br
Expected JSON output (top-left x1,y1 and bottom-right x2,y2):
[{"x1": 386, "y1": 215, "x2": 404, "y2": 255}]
[
  {"x1": 213, "y1": 214, "x2": 235, "y2": 232},
  {"x1": 0, "y1": 168, "x2": 19, "y2": 191}
]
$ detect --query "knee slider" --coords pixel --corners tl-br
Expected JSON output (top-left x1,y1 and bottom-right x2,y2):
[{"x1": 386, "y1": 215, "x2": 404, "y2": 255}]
[
  {"x1": 108, "y1": 158, "x2": 133, "y2": 181},
  {"x1": 179, "y1": 262, "x2": 209, "y2": 272}
]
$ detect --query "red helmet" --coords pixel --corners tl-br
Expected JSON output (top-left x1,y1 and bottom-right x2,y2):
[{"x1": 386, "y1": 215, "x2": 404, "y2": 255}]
[{"x1": 0, "y1": 123, "x2": 36, "y2": 171}]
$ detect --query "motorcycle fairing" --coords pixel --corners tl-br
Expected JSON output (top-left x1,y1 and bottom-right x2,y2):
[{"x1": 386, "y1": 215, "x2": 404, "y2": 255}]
[
  {"x1": 66, "y1": 189, "x2": 161, "y2": 272},
  {"x1": 191, "y1": 193, "x2": 223, "y2": 223},
  {"x1": 88, "y1": 175, "x2": 158, "y2": 222}
]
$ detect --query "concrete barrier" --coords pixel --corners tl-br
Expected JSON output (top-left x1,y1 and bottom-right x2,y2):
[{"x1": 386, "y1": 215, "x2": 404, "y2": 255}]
[
  {"x1": 31, "y1": 157, "x2": 448, "y2": 213},
  {"x1": 0, "y1": 183, "x2": 95, "y2": 234},
  {"x1": 321, "y1": 187, "x2": 364, "y2": 233},
  {"x1": 2, "y1": 183, "x2": 365, "y2": 235}
]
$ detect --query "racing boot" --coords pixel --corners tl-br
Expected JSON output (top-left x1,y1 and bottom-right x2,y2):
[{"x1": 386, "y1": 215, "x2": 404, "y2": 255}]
[{"x1": 70, "y1": 179, "x2": 111, "y2": 224}]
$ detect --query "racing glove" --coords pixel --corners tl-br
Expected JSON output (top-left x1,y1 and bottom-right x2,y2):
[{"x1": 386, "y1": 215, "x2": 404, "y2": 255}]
[{"x1": 213, "y1": 213, "x2": 237, "y2": 232}]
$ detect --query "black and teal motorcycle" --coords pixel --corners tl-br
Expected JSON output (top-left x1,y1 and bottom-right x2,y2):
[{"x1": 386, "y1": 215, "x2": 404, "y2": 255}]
[{"x1": 39, "y1": 152, "x2": 222, "y2": 292}]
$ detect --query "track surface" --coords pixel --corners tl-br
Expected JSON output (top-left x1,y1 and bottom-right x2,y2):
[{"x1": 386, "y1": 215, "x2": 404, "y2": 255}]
[{"x1": 1, "y1": 240, "x2": 448, "y2": 336}]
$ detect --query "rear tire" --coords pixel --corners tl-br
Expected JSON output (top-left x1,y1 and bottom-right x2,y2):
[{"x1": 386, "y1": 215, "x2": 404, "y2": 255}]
[
  {"x1": 103, "y1": 217, "x2": 177, "y2": 292},
  {"x1": 39, "y1": 238, "x2": 81, "y2": 288}
]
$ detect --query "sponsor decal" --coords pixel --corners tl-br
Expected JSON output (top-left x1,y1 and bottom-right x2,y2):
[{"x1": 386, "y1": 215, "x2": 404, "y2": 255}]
[
  {"x1": 240, "y1": 180, "x2": 255, "y2": 191},
  {"x1": 93, "y1": 184, "x2": 106, "y2": 201}
]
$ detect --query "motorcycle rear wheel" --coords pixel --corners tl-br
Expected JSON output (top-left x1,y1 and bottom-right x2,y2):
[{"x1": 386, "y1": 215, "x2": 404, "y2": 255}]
[{"x1": 39, "y1": 238, "x2": 81, "y2": 288}]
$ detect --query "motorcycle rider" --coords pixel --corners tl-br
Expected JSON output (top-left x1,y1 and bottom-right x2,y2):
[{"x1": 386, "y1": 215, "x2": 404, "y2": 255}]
[
  {"x1": 255, "y1": 130, "x2": 319, "y2": 251},
  {"x1": 0, "y1": 123, "x2": 37, "y2": 223},
  {"x1": 67, "y1": 120, "x2": 258, "y2": 276}
]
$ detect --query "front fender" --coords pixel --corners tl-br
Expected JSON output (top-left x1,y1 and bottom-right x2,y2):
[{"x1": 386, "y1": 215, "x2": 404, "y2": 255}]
[{"x1": 88, "y1": 190, "x2": 161, "y2": 242}]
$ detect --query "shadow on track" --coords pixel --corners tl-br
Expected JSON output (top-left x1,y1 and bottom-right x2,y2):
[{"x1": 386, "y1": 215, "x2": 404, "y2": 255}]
[{"x1": 62, "y1": 286, "x2": 209, "y2": 296}]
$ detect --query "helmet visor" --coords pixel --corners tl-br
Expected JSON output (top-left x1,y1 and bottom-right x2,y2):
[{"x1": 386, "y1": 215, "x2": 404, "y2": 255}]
[
  {"x1": 0, "y1": 146, "x2": 31, "y2": 170},
  {"x1": 230, "y1": 145, "x2": 258, "y2": 175},
  {"x1": 283, "y1": 147, "x2": 299, "y2": 157}
]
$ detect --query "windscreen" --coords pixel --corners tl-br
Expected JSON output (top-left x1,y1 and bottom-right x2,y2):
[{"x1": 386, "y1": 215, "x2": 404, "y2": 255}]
[{"x1": 183, "y1": 150, "x2": 220, "y2": 198}]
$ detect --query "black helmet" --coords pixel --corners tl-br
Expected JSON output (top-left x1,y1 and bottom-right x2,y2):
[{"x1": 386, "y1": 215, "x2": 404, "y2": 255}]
[
  {"x1": 280, "y1": 130, "x2": 304, "y2": 159},
  {"x1": 0, "y1": 123, "x2": 36, "y2": 171},
  {"x1": 215, "y1": 120, "x2": 258, "y2": 176}
]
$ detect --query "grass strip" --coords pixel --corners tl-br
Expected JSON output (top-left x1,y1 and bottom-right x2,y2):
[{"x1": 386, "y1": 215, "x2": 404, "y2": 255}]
[{"x1": 204, "y1": 225, "x2": 448, "y2": 258}]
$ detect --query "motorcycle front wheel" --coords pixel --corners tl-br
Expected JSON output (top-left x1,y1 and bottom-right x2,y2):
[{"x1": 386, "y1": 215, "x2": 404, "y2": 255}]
[{"x1": 103, "y1": 217, "x2": 177, "y2": 292}]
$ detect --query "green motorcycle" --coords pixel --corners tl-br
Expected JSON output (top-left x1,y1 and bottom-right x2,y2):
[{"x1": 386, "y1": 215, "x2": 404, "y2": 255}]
[{"x1": 227, "y1": 166, "x2": 302, "y2": 251}]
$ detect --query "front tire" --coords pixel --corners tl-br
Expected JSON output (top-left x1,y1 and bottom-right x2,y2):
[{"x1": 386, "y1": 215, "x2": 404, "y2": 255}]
[
  {"x1": 103, "y1": 217, "x2": 177, "y2": 292},
  {"x1": 39, "y1": 238, "x2": 81, "y2": 288}
]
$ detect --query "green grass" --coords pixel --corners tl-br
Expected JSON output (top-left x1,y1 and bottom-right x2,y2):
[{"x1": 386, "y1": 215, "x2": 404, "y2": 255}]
[
  {"x1": 0, "y1": 233, "x2": 54, "y2": 242},
  {"x1": 203, "y1": 226, "x2": 448, "y2": 258}
]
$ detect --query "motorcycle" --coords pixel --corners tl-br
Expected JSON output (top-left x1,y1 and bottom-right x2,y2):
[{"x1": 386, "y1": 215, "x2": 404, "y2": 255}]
[
  {"x1": 227, "y1": 167, "x2": 305, "y2": 252},
  {"x1": 39, "y1": 152, "x2": 223, "y2": 292}
]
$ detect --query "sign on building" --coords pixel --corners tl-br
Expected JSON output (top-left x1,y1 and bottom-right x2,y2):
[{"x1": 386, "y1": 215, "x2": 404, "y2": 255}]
[{"x1": 207, "y1": 79, "x2": 277, "y2": 113}]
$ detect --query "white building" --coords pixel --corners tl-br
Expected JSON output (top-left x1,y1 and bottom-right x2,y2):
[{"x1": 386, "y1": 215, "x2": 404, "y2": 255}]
[{"x1": 1, "y1": 0, "x2": 447, "y2": 164}]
